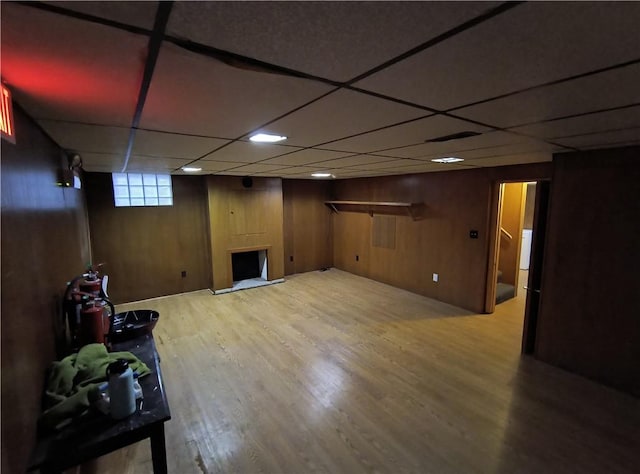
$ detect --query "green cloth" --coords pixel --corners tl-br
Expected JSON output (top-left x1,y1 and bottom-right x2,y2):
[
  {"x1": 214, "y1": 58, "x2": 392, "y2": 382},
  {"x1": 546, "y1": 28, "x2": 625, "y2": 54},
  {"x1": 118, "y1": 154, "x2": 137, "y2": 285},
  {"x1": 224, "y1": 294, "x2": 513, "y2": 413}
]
[{"x1": 39, "y1": 343, "x2": 150, "y2": 431}]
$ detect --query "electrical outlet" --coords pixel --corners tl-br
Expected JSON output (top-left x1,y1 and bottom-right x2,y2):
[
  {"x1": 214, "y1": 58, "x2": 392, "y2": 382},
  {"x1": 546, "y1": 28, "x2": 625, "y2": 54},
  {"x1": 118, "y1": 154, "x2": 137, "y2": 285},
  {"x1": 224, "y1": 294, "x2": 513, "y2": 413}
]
[
  {"x1": 181, "y1": 270, "x2": 187, "y2": 278},
  {"x1": 433, "y1": 273, "x2": 439, "y2": 282}
]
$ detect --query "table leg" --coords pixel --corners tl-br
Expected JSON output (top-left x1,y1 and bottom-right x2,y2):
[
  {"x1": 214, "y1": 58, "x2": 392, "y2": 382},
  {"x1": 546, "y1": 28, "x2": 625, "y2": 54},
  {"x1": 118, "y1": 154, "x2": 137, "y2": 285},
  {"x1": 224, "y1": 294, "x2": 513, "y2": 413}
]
[{"x1": 150, "y1": 423, "x2": 167, "y2": 474}]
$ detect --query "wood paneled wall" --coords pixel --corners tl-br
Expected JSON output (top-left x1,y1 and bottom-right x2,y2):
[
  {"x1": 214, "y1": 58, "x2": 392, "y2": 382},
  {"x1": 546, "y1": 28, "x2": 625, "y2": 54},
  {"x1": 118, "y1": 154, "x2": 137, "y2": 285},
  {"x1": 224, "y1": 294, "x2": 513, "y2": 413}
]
[
  {"x1": 332, "y1": 171, "x2": 492, "y2": 312},
  {"x1": 536, "y1": 146, "x2": 640, "y2": 396},
  {"x1": 1, "y1": 106, "x2": 91, "y2": 473},
  {"x1": 331, "y1": 164, "x2": 552, "y2": 313},
  {"x1": 282, "y1": 180, "x2": 333, "y2": 275},
  {"x1": 498, "y1": 183, "x2": 526, "y2": 287},
  {"x1": 207, "y1": 176, "x2": 284, "y2": 290},
  {"x1": 85, "y1": 173, "x2": 212, "y2": 304}
]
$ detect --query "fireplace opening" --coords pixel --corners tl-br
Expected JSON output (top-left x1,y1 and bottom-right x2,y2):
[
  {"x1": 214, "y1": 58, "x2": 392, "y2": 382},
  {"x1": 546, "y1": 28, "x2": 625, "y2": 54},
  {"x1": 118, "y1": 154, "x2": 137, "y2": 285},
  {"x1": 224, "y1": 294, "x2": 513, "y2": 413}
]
[
  {"x1": 215, "y1": 248, "x2": 282, "y2": 294},
  {"x1": 232, "y1": 251, "x2": 260, "y2": 282}
]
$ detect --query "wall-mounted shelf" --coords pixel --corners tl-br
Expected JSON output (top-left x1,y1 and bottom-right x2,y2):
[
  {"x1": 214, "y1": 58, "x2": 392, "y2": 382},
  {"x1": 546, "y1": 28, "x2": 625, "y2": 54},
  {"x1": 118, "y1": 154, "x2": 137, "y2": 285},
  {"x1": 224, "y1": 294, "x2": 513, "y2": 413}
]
[{"x1": 324, "y1": 200, "x2": 423, "y2": 220}]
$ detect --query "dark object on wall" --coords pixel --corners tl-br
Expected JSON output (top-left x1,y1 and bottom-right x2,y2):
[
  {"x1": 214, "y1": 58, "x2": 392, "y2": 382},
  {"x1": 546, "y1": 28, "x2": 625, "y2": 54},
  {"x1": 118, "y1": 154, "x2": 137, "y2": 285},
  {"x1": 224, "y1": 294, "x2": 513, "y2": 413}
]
[{"x1": 242, "y1": 176, "x2": 253, "y2": 188}]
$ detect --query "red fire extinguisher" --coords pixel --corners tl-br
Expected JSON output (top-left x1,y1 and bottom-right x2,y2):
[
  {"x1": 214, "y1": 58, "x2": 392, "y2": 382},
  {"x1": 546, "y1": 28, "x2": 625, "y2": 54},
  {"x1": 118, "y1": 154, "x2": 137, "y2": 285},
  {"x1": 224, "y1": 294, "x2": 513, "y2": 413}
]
[
  {"x1": 78, "y1": 297, "x2": 115, "y2": 347},
  {"x1": 64, "y1": 263, "x2": 112, "y2": 350},
  {"x1": 79, "y1": 300, "x2": 106, "y2": 345},
  {"x1": 79, "y1": 278, "x2": 102, "y2": 296}
]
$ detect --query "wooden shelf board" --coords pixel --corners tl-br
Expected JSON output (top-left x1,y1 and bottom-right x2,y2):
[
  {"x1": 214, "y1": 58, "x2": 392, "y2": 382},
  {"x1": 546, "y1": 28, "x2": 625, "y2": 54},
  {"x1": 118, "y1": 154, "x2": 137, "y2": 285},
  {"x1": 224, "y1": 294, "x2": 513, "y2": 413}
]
[{"x1": 324, "y1": 200, "x2": 422, "y2": 220}]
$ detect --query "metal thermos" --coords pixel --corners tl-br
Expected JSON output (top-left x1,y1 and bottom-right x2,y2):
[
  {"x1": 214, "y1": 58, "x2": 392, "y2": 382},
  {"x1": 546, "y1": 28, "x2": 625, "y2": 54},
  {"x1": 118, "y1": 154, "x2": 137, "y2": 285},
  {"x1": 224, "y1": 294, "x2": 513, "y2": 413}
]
[{"x1": 106, "y1": 359, "x2": 136, "y2": 419}]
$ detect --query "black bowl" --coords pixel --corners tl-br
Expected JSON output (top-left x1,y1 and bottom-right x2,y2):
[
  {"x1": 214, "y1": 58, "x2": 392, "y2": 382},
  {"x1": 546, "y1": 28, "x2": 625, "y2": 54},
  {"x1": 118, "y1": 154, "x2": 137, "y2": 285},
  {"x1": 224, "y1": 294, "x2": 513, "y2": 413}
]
[{"x1": 110, "y1": 310, "x2": 159, "y2": 342}]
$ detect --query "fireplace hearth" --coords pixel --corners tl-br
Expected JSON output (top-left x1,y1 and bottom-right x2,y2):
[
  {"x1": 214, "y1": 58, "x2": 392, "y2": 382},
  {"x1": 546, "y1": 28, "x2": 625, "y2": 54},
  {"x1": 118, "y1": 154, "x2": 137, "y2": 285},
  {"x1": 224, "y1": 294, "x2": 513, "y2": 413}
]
[{"x1": 214, "y1": 248, "x2": 283, "y2": 294}]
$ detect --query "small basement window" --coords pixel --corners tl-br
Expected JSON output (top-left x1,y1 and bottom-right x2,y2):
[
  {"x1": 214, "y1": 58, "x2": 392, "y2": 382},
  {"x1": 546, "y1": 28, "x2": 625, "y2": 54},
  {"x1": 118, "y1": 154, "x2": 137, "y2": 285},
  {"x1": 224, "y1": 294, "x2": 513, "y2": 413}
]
[{"x1": 112, "y1": 173, "x2": 173, "y2": 207}]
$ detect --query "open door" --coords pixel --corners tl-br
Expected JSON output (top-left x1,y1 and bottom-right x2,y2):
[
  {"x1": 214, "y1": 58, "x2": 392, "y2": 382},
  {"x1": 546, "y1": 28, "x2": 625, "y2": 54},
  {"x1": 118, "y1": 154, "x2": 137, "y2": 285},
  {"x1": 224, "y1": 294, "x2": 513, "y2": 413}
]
[
  {"x1": 484, "y1": 182, "x2": 527, "y2": 312},
  {"x1": 521, "y1": 180, "x2": 550, "y2": 354},
  {"x1": 485, "y1": 179, "x2": 550, "y2": 355}
]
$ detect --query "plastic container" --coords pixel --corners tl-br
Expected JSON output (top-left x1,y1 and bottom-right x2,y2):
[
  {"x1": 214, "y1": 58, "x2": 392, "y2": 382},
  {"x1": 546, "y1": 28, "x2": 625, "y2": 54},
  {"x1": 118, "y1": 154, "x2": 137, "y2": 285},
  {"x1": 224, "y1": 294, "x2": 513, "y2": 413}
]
[{"x1": 106, "y1": 359, "x2": 136, "y2": 419}]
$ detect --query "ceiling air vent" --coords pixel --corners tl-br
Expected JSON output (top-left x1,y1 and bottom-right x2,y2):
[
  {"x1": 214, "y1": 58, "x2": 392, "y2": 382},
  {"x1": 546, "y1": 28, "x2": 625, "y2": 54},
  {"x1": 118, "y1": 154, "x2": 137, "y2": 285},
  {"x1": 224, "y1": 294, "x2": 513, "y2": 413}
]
[{"x1": 425, "y1": 131, "x2": 481, "y2": 143}]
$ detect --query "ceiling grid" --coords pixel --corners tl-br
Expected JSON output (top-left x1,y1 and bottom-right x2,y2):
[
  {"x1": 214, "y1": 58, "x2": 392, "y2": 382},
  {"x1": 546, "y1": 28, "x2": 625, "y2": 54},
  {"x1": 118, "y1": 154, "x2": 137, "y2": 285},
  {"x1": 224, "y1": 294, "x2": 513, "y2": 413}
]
[{"x1": 1, "y1": 1, "x2": 639, "y2": 178}]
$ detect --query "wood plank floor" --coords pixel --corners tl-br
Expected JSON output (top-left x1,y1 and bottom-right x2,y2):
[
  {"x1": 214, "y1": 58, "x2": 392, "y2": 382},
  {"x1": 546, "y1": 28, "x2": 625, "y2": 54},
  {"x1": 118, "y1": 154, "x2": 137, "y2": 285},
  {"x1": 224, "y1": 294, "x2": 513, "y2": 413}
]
[{"x1": 83, "y1": 269, "x2": 639, "y2": 473}]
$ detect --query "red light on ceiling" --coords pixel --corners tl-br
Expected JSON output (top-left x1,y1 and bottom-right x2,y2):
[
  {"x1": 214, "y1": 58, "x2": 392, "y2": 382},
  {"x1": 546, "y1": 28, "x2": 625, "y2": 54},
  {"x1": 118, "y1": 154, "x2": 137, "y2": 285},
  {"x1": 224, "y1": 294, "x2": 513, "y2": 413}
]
[{"x1": 1, "y1": 84, "x2": 16, "y2": 144}]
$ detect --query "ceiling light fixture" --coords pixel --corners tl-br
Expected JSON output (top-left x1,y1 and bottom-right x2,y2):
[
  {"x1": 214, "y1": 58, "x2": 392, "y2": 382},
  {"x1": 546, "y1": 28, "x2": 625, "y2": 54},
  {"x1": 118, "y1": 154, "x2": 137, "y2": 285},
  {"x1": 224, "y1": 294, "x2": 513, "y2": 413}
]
[
  {"x1": 431, "y1": 157, "x2": 465, "y2": 163},
  {"x1": 311, "y1": 172, "x2": 333, "y2": 178},
  {"x1": 182, "y1": 167, "x2": 202, "y2": 172},
  {"x1": 249, "y1": 133, "x2": 287, "y2": 143}
]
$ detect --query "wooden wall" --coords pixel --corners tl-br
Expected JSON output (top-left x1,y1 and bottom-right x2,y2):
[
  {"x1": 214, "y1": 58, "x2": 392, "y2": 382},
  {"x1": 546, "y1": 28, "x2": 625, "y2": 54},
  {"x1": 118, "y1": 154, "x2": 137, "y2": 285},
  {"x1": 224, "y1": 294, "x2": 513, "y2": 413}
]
[
  {"x1": 536, "y1": 146, "x2": 640, "y2": 396},
  {"x1": 332, "y1": 171, "x2": 492, "y2": 312},
  {"x1": 498, "y1": 182, "x2": 526, "y2": 287},
  {"x1": 85, "y1": 173, "x2": 212, "y2": 304},
  {"x1": 207, "y1": 176, "x2": 284, "y2": 290},
  {"x1": 331, "y1": 164, "x2": 552, "y2": 313},
  {"x1": 282, "y1": 179, "x2": 333, "y2": 275},
  {"x1": 1, "y1": 106, "x2": 91, "y2": 473}
]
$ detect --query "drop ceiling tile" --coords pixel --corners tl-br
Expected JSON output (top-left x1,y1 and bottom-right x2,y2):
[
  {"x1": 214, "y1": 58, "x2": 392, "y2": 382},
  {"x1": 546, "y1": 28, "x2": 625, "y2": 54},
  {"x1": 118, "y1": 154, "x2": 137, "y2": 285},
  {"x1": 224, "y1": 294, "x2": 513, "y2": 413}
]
[
  {"x1": 167, "y1": 2, "x2": 497, "y2": 82},
  {"x1": 318, "y1": 155, "x2": 398, "y2": 169},
  {"x1": 282, "y1": 173, "x2": 321, "y2": 178},
  {"x1": 132, "y1": 130, "x2": 230, "y2": 159},
  {"x1": 126, "y1": 156, "x2": 193, "y2": 173},
  {"x1": 220, "y1": 169, "x2": 276, "y2": 176},
  {"x1": 454, "y1": 63, "x2": 640, "y2": 129},
  {"x1": 81, "y1": 152, "x2": 126, "y2": 172},
  {"x1": 348, "y1": 159, "x2": 420, "y2": 171},
  {"x1": 379, "y1": 130, "x2": 524, "y2": 159},
  {"x1": 196, "y1": 161, "x2": 238, "y2": 172},
  {"x1": 280, "y1": 164, "x2": 336, "y2": 176},
  {"x1": 333, "y1": 170, "x2": 384, "y2": 178},
  {"x1": 252, "y1": 172, "x2": 290, "y2": 177},
  {"x1": 41, "y1": 1, "x2": 158, "y2": 30},
  {"x1": 463, "y1": 152, "x2": 552, "y2": 168},
  {"x1": 356, "y1": 2, "x2": 640, "y2": 110},
  {"x1": 552, "y1": 128, "x2": 640, "y2": 149},
  {"x1": 508, "y1": 106, "x2": 640, "y2": 139},
  {"x1": 375, "y1": 162, "x2": 474, "y2": 174},
  {"x1": 433, "y1": 140, "x2": 562, "y2": 161},
  {"x1": 201, "y1": 141, "x2": 302, "y2": 163},
  {"x1": 323, "y1": 114, "x2": 490, "y2": 153},
  {"x1": 261, "y1": 149, "x2": 354, "y2": 166},
  {"x1": 262, "y1": 89, "x2": 426, "y2": 147},
  {"x1": 580, "y1": 140, "x2": 640, "y2": 151},
  {"x1": 1, "y1": 3, "x2": 147, "y2": 126},
  {"x1": 38, "y1": 121, "x2": 130, "y2": 154},
  {"x1": 223, "y1": 163, "x2": 289, "y2": 174},
  {"x1": 139, "y1": 43, "x2": 332, "y2": 137}
]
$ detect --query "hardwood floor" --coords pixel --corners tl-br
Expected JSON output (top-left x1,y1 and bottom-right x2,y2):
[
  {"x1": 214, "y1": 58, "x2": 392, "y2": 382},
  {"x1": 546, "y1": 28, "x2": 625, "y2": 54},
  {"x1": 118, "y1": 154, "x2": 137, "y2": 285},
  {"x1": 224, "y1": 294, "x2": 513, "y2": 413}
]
[{"x1": 85, "y1": 269, "x2": 639, "y2": 473}]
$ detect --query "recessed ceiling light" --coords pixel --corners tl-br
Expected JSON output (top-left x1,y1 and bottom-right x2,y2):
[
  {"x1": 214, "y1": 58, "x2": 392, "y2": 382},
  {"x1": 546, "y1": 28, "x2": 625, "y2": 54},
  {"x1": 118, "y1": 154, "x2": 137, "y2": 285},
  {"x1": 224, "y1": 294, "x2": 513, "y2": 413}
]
[
  {"x1": 431, "y1": 157, "x2": 465, "y2": 163},
  {"x1": 182, "y1": 167, "x2": 202, "y2": 172},
  {"x1": 249, "y1": 133, "x2": 287, "y2": 143},
  {"x1": 311, "y1": 172, "x2": 333, "y2": 178}
]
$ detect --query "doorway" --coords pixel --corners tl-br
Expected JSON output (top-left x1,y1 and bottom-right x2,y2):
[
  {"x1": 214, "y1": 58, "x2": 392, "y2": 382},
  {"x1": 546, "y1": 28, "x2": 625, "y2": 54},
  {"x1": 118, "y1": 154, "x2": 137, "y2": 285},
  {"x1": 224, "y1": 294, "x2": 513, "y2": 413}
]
[{"x1": 485, "y1": 180, "x2": 550, "y2": 354}]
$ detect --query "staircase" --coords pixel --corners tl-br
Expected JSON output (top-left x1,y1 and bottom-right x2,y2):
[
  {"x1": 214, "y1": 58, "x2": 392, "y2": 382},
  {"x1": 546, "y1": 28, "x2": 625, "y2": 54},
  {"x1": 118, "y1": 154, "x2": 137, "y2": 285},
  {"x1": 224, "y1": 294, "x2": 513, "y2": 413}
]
[{"x1": 496, "y1": 270, "x2": 515, "y2": 304}]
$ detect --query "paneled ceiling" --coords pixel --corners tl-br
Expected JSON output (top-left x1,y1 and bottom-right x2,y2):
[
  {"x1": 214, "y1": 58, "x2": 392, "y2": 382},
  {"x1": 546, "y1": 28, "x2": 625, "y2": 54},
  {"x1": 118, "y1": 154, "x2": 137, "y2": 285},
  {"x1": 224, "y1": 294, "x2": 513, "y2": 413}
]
[{"x1": 2, "y1": 1, "x2": 639, "y2": 179}]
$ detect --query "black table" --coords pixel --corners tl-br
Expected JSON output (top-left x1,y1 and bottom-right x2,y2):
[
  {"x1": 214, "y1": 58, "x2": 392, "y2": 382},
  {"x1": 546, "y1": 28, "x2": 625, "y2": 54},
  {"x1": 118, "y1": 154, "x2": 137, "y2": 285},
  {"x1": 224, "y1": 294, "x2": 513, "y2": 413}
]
[{"x1": 28, "y1": 333, "x2": 171, "y2": 473}]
